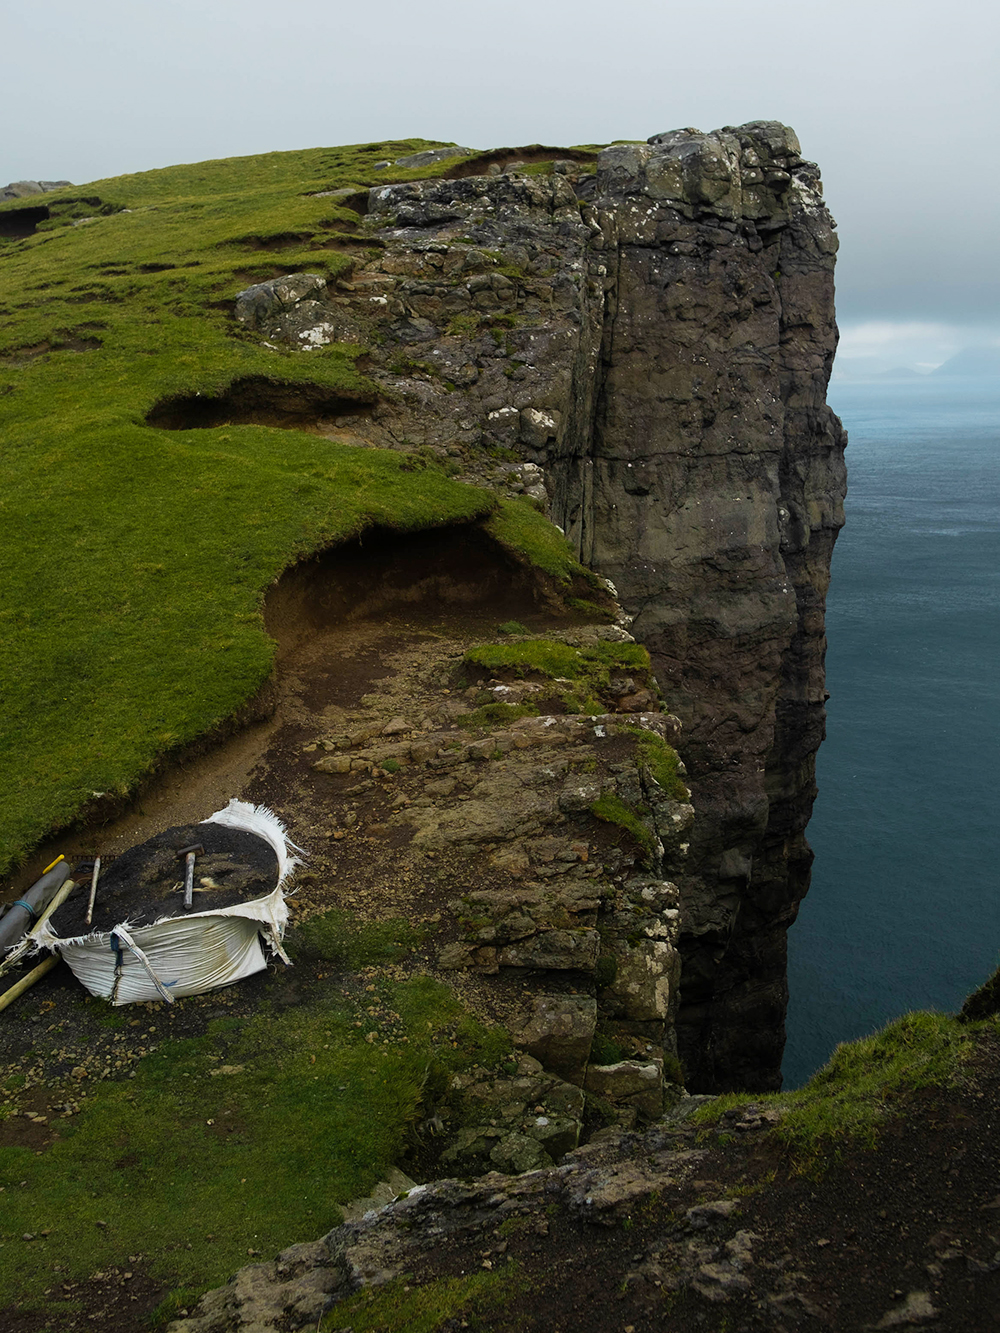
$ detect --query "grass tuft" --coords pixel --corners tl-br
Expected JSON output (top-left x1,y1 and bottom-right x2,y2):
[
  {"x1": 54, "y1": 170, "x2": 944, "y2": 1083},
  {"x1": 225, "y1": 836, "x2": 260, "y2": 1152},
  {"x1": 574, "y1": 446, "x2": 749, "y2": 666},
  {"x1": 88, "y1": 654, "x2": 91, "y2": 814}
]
[
  {"x1": 462, "y1": 636, "x2": 655, "y2": 720},
  {"x1": 484, "y1": 498, "x2": 601, "y2": 586},
  {"x1": 694, "y1": 1010, "x2": 986, "y2": 1168},
  {"x1": 457, "y1": 701, "x2": 540, "y2": 731},
  {"x1": 590, "y1": 793, "x2": 655, "y2": 859},
  {"x1": 635, "y1": 731, "x2": 689, "y2": 801},
  {"x1": 321, "y1": 1265, "x2": 527, "y2": 1332},
  {"x1": 464, "y1": 637, "x2": 648, "y2": 684}
]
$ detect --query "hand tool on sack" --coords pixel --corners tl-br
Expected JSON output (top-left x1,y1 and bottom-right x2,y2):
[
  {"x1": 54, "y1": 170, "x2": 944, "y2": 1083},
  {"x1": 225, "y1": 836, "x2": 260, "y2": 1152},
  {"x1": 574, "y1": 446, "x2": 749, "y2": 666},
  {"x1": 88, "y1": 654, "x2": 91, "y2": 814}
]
[
  {"x1": 175, "y1": 843, "x2": 204, "y2": 911},
  {"x1": 79, "y1": 857, "x2": 101, "y2": 927}
]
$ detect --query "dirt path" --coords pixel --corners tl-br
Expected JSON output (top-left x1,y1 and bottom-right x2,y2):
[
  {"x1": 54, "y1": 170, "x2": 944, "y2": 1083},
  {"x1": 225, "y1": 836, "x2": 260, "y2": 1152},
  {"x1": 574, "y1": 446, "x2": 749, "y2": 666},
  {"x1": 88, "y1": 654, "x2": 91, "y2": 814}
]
[{"x1": 1, "y1": 522, "x2": 558, "y2": 899}]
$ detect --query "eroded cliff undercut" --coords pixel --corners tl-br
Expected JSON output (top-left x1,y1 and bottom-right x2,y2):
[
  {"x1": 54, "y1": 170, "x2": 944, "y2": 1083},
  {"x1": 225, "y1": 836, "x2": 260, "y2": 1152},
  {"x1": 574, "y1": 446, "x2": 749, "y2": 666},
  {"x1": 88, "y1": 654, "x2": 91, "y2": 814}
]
[{"x1": 233, "y1": 121, "x2": 846, "y2": 1092}]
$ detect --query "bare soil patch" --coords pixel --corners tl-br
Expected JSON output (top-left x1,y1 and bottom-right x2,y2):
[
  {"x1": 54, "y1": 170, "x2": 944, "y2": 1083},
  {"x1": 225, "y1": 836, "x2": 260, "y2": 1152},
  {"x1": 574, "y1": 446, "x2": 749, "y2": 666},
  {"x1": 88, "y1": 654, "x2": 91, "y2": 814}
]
[{"x1": 145, "y1": 376, "x2": 375, "y2": 431}]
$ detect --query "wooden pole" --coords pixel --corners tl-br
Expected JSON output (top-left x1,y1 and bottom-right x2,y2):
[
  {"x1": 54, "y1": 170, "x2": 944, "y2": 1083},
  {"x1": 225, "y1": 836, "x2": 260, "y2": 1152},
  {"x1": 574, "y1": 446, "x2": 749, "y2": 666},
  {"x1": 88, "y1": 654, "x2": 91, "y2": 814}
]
[
  {"x1": 0, "y1": 880, "x2": 77, "y2": 981},
  {"x1": 85, "y1": 857, "x2": 101, "y2": 927},
  {"x1": 0, "y1": 954, "x2": 59, "y2": 1014}
]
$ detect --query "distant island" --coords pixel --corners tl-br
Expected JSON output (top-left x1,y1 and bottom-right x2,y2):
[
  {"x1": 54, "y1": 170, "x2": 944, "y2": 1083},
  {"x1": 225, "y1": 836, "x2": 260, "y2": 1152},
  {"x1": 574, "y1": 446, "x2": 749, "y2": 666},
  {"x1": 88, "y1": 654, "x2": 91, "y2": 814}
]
[
  {"x1": 834, "y1": 344, "x2": 1000, "y2": 382},
  {"x1": 932, "y1": 345, "x2": 1000, "y2": 376}
]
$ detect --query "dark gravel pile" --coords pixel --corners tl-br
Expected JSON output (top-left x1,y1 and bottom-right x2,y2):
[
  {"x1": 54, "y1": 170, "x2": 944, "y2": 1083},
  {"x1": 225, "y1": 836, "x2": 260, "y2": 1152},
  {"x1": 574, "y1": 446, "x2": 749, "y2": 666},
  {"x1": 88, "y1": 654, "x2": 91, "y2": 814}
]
[{"x1": 50, "y1": 822, "x2": 279, "y2": 936}]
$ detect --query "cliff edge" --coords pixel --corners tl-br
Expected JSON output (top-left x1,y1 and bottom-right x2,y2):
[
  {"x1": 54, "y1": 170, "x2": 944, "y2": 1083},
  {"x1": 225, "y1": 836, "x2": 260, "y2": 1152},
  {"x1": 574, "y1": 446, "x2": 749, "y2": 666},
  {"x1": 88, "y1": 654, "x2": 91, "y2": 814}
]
[{"x1": 254, "y1": 121, "x2": 845, "y2": 1090}]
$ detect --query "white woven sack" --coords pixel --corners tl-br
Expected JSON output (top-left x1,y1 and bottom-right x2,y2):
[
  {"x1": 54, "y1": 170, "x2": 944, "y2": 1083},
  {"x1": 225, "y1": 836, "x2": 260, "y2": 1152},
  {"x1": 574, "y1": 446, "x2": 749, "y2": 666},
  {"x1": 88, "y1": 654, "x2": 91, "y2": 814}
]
[
  {"x1": 33, "y1": 799, "x2": 302, "y2": 1005},
  {"x1": 57, "y1": 915, "x2": 268, "y2": 1005}
]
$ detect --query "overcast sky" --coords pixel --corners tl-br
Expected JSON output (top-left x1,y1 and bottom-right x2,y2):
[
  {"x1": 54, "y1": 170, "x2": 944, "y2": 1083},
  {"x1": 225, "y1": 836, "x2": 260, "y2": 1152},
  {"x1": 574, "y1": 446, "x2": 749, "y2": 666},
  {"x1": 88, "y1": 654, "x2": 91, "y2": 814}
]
[{"x1": 5, "y1": 0, "x2": 998, "y2": 366}]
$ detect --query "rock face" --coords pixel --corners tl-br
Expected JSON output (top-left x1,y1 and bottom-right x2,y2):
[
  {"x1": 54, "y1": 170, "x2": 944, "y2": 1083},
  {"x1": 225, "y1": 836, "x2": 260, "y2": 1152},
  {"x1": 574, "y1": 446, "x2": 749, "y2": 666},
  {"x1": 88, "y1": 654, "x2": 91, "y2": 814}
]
[
  {"x1": 235, "y1": 120, "x2": 846, "y2": 1091},
  {"x1": 0, "y1": 179, "x2": 72, "y2": 201},
  {"x1": 563, "y1": 124, "x2": 847, "y2": 1091},
  {"x1": 300, "y1": 621, "x2": 695, "y2": 1140}
]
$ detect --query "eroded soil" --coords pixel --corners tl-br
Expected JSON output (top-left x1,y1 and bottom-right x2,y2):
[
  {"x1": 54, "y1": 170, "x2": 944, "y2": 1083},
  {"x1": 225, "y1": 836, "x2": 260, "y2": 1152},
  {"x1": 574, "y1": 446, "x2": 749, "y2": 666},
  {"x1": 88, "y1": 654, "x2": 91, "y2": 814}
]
[{"x1": 3, "y1": 528, "x2": 996, "y2": 1332}]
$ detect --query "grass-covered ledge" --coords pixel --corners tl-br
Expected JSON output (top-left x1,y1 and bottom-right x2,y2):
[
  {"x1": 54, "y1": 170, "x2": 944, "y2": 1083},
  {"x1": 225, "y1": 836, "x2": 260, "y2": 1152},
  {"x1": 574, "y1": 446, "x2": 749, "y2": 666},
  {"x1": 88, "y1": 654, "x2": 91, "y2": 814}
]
[
  {"x1": 693, "y1": 1009, "x2": 997, "y2": 1171},
  {"x1": 0, "y1": 424, "x2": 496, "y2": 869},
  {"x1": 0, "y1": 139, "x2": 600, "y2": 871},
  {"x1": 0, "y1": 912, "x2": 512, "y2": 1323}
]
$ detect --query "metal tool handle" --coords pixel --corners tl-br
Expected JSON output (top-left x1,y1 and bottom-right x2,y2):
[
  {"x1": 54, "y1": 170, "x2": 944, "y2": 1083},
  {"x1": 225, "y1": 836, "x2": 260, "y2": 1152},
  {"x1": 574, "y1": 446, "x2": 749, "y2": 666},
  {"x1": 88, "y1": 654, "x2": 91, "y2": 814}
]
[{"x1": 84, "y1": 857, "x2": 101, "y2": 928}]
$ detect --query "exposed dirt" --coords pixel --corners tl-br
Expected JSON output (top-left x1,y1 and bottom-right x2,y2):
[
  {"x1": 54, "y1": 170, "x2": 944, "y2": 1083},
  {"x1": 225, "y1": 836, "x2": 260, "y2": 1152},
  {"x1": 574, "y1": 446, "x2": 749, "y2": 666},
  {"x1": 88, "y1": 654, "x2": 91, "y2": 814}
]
[
  {"x1": 0, "y1": 206, "x2": 49, "y2": 239},
  {"x1": 2, "y1": 524, "x2": 563, "y2": 895},
  {"x1": 145, "y1": 375, "x2": 376, "y2": 431},
  {"x1": 0, "y1": 332, "x2": 102, "y2": 366},
  {"x1": 232, "y1": 232, "x2": 314, "y2": 252}
]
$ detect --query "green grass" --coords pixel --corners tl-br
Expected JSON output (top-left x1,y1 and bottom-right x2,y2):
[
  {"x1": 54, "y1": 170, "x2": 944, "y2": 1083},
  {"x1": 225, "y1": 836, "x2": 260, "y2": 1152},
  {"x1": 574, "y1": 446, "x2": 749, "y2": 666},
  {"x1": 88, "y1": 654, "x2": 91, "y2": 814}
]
[
  {"x1": 0, "y1": 141, "x2": 595, "y2": 872},
  {"x1": 457, "y1": 700, "x2": 540, "y2": 731},
  {"x1": 634, "y1": 731, "x2": 689, "y2": 801},
  {"x1": 485, "y1": 498, "x2": 601, "y2": 586},
  {"x1": 0, "y1": 948, "x2": 510, "y2": 1317},
  {"x1": 590, "y1": 793, "x2": 655, "y2": 859},
  {"x1": 463, "y1": 636, "x2": 654, "y2": 717},
  {"x1": 295, "y1": 909, "x2": 424, "y2": 967},
  {"x1": 694, "y1": 1010, "x2": 988, "y2": 1168},
  {"x1": 464, "y1": 636, "x2": 648, "y2": 682},
  {"x1": 589, "y1": 1031, "x2": 627, "y2": 1065},
  {"x1": 321, "y1": 1265, "x2": 527, "y2": 1332}
]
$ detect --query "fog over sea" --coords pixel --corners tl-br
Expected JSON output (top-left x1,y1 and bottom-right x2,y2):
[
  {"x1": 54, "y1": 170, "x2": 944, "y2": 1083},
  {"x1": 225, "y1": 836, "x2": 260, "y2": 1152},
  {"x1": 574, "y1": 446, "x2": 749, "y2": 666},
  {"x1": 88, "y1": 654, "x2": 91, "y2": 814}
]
[{"x1": 783, "y1": 376, "x2": 1000, "y2": 1089}]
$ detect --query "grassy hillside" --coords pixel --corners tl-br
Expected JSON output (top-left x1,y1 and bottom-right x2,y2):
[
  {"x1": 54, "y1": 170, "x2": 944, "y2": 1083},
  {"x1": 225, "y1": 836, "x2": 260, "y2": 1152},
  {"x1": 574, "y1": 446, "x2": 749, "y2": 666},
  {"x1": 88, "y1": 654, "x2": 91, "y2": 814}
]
[
  {"x1": 0, "y1": 139, "x2": 591, "y2": 871},
  {"x1": 0, "y1": 911, "x2": 512, "y2": 1324}
]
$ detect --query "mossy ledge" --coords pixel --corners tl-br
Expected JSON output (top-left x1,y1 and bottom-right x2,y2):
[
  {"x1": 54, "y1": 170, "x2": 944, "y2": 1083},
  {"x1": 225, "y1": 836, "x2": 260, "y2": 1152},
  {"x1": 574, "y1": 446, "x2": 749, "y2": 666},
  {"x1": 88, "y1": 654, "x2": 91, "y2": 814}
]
[{"x1": 0, "y1": 139, "x2": 606, "y2": 873}]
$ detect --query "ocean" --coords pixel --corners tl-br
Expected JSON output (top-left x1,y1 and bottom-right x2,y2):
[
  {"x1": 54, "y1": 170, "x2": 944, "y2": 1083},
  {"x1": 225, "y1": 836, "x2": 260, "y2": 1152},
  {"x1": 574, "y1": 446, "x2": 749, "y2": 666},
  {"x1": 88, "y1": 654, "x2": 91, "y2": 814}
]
[{"x1": 782, "y1": 376, "x2": 1000, "y2": 1089}]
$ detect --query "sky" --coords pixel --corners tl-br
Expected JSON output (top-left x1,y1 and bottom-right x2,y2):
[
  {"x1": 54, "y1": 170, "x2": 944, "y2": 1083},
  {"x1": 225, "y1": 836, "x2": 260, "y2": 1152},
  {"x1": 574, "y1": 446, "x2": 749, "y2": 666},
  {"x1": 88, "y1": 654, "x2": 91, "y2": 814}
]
[{"x1": 5, "y1": 0, "x2": 999, "y2": 370}]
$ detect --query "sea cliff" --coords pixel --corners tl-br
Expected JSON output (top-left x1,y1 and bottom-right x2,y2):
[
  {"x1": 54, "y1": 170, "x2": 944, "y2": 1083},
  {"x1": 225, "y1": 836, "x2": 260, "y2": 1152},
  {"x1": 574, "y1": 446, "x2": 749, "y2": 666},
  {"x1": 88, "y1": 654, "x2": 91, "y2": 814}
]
[
  {"x1": 0, "y1": 125, "x2": 858, "y2": 1329},
  {"x1": 242, "y1": 121, "x2": 846, "y2": 1092}
]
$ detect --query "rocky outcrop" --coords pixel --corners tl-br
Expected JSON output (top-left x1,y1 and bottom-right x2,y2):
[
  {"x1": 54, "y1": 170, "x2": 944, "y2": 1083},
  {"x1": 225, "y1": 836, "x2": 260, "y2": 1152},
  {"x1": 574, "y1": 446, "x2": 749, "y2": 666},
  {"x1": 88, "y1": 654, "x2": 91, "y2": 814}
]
[
  {"x1": 235, "y1": 119, "x2": 846, "y2": 1091},
  {"x1": 299, "y1": 619, "x2": 695, "y2": 1138},
  {"x1": 163, "y1": 1022, "x2": 1000, "y2": 1333},
  {"x1": 0, "y1": 179, "x2": 72, "y2": 201},
  {"x1": 166, "y1": 1110, "x2": 720, "y2": 1333}
]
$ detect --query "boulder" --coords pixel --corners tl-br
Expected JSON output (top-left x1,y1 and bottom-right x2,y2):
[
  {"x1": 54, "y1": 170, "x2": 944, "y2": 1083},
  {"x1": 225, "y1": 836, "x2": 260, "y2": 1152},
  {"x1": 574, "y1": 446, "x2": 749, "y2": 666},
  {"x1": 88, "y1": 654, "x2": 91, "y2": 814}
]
[
  {"x1": 497, "y1": 928, "x2": 600, "y2": 972},
  {"x1": 510, "y1": 993, "x2": 597, "y2": 1085},
  {"x1": 0, "y1": 179, "x2": 72, "y2": 201},
  {"x1": 585, "y1": 1060, "x2": 663, "y2": 1120},
  {"x1": 234, "y1": 273, "x2": 346, "y2": 348},
  {"x1": 393, "y1": 147, "x2": 473, "y2": 171},
  {"x1": 489, "y1": 1133, "x2": 551, "y2": 1175},
  {"x1": 600, "y1": 938, "x2": 677, "y2": 1023}
]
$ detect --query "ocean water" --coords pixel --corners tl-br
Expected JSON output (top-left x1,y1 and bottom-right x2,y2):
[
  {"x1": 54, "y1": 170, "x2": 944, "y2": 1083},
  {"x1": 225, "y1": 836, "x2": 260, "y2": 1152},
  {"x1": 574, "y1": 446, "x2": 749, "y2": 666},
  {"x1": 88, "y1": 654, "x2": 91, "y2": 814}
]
[{"x1": 783, "y1": 377, "x2": 1000, "y2": 1089}]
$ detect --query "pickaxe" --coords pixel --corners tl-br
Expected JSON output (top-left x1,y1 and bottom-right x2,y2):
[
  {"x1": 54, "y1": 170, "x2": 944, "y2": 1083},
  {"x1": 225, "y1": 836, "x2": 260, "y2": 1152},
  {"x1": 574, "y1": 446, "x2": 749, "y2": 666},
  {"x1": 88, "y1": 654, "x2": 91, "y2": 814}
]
[{"x1": 175, "y1": 844, "x2": 204, "y2": 912}]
